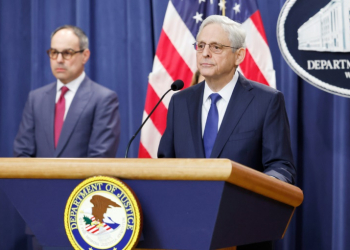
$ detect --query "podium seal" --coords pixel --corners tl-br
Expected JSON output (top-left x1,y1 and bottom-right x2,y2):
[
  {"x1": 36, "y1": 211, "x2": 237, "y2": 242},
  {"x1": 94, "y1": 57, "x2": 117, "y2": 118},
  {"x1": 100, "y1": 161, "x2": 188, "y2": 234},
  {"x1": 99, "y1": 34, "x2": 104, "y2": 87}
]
[{"x1": 64, "y1": 176, "x2": 142, "y2": 250}]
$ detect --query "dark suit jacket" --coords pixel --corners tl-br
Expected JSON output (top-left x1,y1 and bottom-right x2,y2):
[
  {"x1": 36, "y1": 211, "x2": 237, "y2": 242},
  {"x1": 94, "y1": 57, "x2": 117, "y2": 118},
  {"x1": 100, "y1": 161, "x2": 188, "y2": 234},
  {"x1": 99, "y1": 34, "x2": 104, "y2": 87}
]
[
  {"x1": 14, "y1": 76, "x2": 120, "y2": 158},
  {"x1": 158, "y1": 74, "x2": 296, "y2": 184}
]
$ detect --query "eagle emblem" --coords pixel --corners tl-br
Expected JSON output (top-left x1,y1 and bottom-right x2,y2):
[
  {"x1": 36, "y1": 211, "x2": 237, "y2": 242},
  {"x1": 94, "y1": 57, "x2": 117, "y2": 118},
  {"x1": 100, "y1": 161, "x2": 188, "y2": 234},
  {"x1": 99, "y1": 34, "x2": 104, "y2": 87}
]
[
  {"x1": 64, "y1": 176, "x2": 142, "y2": 250},
  {"x1": 82, "y1": 195, "x2": 121, "y2": 235}
]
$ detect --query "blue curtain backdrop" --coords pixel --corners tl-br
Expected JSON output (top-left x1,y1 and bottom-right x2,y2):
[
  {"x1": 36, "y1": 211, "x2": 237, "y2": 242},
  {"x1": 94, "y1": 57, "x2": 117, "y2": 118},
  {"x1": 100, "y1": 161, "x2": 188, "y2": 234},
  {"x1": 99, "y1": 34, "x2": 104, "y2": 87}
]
[{"x1": 1, "y1": 0, "x2": 350, "y2": 249}]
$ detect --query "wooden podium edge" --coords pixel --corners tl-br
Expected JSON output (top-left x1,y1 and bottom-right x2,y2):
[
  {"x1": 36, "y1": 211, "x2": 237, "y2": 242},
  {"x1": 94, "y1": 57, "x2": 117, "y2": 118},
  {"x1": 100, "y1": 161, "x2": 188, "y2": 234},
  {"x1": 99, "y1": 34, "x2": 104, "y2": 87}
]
[
  {"x1": 0, "y1": 158, "x2": 303, "y2": 207},
  {"x1": 227, "y1": 161, "x2": 303, "y2": 207}
]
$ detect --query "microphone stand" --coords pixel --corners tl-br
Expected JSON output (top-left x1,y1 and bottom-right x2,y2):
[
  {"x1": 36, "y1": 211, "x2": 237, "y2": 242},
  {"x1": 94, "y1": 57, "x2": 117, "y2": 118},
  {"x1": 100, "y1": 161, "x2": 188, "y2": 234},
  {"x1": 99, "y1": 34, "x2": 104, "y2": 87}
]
[{"x1": 125, "y1": 88, "x2": 172, "y2": 158}]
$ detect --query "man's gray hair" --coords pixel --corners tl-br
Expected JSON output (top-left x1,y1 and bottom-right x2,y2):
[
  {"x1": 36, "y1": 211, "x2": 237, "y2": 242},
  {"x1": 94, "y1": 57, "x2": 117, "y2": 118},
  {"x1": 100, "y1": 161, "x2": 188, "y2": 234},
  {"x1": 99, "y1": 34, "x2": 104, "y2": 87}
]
[
  {"x1": 196, "y1": 15, "x2": 246, "y2": 51},
  {"x1": 51, "y1": 25, "x2": 89, "y2": 50}
]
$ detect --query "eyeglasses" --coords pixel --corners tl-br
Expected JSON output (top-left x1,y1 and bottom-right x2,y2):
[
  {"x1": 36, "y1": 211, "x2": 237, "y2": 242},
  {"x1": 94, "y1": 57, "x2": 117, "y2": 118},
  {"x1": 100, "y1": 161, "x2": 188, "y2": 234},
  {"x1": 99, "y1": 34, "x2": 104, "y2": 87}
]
[
  {"x1": 193, "y1": 42, "x2": 238, "y2": 54},
  {"x1": 46, "y1": 49, "x2": 85, "y2": 60}
]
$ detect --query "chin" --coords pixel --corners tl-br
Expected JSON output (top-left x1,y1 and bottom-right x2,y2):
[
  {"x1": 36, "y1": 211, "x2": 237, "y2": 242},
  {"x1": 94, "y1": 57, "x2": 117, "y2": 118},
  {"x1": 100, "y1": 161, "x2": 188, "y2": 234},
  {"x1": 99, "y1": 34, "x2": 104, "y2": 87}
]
[
  {"x1": 199, "y1": 69, "x2": 211, "y2": 75},
  {"x1": 53, "y1": 72, "x2": 66, "y2": 77},
  {"x1": 200, "y1": 73, "x2": 213, "y2": 79}
]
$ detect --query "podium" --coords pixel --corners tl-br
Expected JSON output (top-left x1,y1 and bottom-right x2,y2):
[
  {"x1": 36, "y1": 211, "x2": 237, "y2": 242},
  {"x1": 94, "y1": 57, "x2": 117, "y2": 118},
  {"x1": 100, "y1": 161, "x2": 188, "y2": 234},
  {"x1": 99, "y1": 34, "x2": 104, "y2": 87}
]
[{"x1": 0, "y1": 158, "x2": 303, "y2": 250}]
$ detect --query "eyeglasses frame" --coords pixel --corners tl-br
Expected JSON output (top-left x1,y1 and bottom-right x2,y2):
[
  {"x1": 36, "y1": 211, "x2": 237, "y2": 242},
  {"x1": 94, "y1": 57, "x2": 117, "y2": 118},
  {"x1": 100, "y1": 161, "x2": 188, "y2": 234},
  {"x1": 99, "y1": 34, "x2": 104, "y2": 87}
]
[
  {"x1": 193, "y1": 42, "x2": 239, "y2": 54},
  {"x1": 46, "y1": 48, "x2": 85, "y2": 60}
]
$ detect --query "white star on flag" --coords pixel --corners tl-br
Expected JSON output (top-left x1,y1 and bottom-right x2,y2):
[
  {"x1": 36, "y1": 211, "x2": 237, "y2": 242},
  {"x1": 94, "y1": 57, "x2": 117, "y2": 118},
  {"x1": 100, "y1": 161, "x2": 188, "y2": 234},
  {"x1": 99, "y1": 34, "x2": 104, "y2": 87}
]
[
  {"x1": 218, "y1": 0, "x2": 226, "y2": 11},
  {"x1": 193, "y1": 12, "x2": 203, "y2": 23},
  {"x1": 199, "y1": 0, "x2": 206, "y2": 3},
  {"x1": 233, "y1": 3, "x2": 240, "y2": 14}
]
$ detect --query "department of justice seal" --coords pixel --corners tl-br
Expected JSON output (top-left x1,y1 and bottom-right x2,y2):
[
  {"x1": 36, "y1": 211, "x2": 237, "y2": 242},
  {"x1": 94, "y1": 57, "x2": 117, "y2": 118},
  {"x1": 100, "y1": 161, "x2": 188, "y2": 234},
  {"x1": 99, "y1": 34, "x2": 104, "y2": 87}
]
[
  {"x1": 64, "y1": 176, "x2": 142, "y2": 250},
  {"x1": 277, "y1": 0, "x2": 350, "y2": 97}
]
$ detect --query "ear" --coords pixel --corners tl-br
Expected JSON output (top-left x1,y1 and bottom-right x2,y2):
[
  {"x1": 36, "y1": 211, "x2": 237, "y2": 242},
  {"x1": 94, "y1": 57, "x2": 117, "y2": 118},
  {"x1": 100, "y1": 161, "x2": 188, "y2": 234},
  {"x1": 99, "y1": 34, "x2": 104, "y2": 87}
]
[
  {"x1": 234, "y1": 48, "x2": 246, "y2": 66},
  {"x1": 82, "y1": 49, "x2": 91, "y2": 64}
]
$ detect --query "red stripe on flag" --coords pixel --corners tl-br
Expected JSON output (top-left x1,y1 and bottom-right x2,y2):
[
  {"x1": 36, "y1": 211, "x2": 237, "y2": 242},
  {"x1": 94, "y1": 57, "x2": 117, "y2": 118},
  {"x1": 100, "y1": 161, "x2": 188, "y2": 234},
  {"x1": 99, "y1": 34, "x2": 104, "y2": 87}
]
[
  {"x1": 240, "y1": 49, "x2": 269, "y2": 86},
  {"x1": 144, "y1": 84, "x2": 168, "y2": 134},
  {"x1": 156, "y1": 29, "x2": 193, "y2": 88},
  {"x1": 87, "y1": 226, "x2": 97, "y2": 232},
  {"x1": 250, "y1": 10, "x2": 268, "y2": 44},
  {"x1": 138, "y1": 143, "x2": 152, "y2": 158}
]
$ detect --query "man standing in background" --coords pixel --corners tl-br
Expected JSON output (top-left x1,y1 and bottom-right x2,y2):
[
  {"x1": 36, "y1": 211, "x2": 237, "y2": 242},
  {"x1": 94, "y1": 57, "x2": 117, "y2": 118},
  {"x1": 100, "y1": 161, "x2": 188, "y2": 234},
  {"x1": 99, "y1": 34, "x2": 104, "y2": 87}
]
[
  {"x1": 14, "y1": 25, "x2": 120, "y2": 158},
  {"x1": 13, "y1": 24, "x2": 121, "y2": 250}
]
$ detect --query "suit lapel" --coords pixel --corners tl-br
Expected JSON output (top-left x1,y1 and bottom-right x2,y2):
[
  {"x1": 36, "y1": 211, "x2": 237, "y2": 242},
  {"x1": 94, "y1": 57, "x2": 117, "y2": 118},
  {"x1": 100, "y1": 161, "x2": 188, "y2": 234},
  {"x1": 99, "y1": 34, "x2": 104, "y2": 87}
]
[
  {"x1": 54, "y1": 77, "x2": 92, "y2": 157},
  {"x1": 210, "y1": 75, "x2": 254, "y2": 158},
  {"x1": 188, "y1": 83, "x2": 205, "y2": 158},
  {"x1": 43, "y1": 83, "x2": 56, "y2": 154}
]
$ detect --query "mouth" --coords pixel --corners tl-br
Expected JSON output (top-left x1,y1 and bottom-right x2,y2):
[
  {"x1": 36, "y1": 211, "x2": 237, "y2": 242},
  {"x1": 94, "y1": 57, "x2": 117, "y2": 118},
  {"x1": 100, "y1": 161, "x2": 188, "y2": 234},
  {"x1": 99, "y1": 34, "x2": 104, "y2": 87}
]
[
  {"x1": 56, "y1": 68, "x2": 66, "y2": 72},
  {"x1": 200, "y1": 63, "x2": 214, "y2": 67}
]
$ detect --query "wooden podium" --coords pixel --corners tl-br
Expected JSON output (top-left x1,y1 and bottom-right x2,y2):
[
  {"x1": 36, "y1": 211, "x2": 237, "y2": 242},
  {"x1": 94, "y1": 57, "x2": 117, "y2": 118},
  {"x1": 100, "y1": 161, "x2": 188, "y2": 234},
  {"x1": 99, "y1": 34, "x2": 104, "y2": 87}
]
[{"x1": 0, "y1": 158, "x2": 303, "y2": 250}]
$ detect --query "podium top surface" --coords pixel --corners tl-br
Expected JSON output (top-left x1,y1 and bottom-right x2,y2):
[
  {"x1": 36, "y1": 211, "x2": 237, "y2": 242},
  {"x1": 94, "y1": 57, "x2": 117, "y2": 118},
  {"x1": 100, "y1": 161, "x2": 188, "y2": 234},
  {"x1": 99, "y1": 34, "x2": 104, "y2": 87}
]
[{"x1": 0, "y1": 158, "x2": 303, "y2": 207}]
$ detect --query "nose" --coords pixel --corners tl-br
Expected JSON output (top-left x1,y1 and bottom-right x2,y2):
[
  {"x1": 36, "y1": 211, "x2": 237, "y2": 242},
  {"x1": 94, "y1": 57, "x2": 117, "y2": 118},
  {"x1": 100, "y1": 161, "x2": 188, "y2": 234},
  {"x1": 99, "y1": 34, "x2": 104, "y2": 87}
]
[
  {"x1": 202, "y1": 44, "x2": 212, "y2": 58},
  {"x1": 56, "y1": 53, "x2": 64, "y2": 63}
]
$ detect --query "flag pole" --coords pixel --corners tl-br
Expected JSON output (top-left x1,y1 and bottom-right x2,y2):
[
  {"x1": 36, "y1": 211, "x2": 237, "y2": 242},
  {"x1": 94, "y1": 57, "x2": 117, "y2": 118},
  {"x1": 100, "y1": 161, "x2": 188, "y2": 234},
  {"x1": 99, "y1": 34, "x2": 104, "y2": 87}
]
[{"x1": 222, "y1": 0, "x2": 226, "y2": 16}]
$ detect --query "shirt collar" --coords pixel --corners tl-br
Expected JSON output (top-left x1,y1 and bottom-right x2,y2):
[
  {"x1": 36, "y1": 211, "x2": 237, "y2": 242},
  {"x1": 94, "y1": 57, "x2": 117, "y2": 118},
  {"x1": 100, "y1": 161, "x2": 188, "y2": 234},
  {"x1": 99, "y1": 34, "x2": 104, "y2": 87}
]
[
  {"x1": 203, "y1": 70, "x2": 239, "y2": 104},
  {"x1": 56, "y1": 71, "x2": 86, "y2": 93}
]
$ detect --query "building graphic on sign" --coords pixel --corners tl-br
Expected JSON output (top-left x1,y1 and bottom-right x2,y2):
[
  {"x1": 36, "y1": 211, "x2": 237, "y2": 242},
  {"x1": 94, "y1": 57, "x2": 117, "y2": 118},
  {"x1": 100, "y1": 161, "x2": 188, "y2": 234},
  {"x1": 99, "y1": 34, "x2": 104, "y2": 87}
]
[{"x1": 298, "y1": 0, "x2": 350, "y2": 52}]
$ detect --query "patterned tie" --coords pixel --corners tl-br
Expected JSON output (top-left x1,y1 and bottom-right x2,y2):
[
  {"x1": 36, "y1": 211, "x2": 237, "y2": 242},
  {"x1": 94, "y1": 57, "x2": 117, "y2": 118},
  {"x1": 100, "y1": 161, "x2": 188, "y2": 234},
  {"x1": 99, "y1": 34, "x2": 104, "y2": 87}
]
[
  {"x1": 203, "y1": 93, "x2": 222, "y2": 158},
  {"x1": 54, "y1": 86, "x2": 69, "y2": 148}
]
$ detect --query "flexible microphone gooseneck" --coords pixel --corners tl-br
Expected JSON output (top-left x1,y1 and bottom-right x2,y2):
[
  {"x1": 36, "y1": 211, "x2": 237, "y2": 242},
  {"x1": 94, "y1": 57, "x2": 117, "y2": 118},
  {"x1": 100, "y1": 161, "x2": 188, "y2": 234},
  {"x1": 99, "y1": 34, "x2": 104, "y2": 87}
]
[{"x1": 125, "y1": 79, "x2": 184, "y2": 158}]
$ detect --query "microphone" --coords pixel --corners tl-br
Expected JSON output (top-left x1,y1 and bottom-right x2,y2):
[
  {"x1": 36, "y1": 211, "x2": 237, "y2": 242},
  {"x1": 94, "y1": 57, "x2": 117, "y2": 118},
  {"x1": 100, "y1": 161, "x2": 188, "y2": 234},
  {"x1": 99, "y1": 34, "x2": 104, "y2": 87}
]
[
  {"x1": 125, "y1": 79, "x2": 184, "y2": 158},
  {"x1": 170, "y1": 79, "x2": 184, "y2": 91}
]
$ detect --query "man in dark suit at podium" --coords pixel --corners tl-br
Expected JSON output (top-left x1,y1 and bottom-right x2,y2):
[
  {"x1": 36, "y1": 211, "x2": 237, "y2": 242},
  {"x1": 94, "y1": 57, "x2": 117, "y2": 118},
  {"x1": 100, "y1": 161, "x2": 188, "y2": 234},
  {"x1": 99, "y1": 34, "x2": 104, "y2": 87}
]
[
  {"x1": 14, "y1": 25, "x2": 120, "y2": 158},
  {"x1": 158, "y1": 15, "x2": 296, "y2": 250}
]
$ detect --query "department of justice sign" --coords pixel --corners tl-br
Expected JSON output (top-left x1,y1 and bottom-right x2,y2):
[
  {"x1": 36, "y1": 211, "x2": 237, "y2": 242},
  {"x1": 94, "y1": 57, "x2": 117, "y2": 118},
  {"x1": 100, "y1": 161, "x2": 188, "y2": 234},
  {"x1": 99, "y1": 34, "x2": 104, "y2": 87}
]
[
  {"x1": 277, "y1": 0, "x2": 350, "y2": 97},
  {"x1": 64, "y1": 176, "x2": 142, "y2": 250}
]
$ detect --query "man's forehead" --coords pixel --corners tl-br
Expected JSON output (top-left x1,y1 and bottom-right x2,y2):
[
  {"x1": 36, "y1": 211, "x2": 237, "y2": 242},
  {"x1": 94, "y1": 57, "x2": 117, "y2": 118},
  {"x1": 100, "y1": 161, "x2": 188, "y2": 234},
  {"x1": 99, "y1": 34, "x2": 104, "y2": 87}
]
[
  {"x1": 197, "y1": 23, "x2": 229, "y2": 43},
  {"x1": 197, "y1": 38, "x2": 222, "y2": 44},
  {"x1": 51, "y1": 29, "x2": 80, "y2": 48},
  {"x1": 52, "y1": 28, "x2": 76, "y2": 39}
]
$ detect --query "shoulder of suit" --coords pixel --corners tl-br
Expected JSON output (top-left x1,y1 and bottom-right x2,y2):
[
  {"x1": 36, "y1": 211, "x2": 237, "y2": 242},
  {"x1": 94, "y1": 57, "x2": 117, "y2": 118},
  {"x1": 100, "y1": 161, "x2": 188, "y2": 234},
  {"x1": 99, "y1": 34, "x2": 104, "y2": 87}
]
[
  {"x1": 29, "y1": 82, "x2": 56, "y2": 96},
  {"x1": 83, "y1": 76, "x2": 118, "y2": 97},
  {"x1": 239, "y1": 75, "x2": 280, "y2": 96},
  {"x1": 172, "y1": 81, "x2": 204, "y2": 99}
]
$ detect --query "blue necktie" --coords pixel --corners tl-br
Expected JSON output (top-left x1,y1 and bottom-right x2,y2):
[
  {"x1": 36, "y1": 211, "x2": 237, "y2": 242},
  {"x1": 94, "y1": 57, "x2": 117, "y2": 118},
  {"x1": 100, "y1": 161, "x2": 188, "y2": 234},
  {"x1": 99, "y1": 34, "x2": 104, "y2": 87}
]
[{"x1": 203, "y1": 93, "x2": 222, "y2": 158}]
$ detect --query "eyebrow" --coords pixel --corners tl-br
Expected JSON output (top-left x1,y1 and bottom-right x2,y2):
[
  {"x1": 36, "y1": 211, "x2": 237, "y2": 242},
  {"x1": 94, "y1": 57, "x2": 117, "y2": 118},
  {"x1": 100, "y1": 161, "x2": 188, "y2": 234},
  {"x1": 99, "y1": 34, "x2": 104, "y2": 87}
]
[
  {"x1": 50, "y1": 48, "x2": 76, "y2": 51},
  {"x1": 197, "y1": 41, "x2": 221, "y2": 44}
]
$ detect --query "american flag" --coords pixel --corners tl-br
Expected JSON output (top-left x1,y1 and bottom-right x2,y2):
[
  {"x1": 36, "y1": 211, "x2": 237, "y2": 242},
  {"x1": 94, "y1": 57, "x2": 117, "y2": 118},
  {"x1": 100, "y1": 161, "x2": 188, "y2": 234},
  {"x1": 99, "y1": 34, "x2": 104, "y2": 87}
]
[{"x1": 138, "y1": 0, "x2": 275, "y2": 158}]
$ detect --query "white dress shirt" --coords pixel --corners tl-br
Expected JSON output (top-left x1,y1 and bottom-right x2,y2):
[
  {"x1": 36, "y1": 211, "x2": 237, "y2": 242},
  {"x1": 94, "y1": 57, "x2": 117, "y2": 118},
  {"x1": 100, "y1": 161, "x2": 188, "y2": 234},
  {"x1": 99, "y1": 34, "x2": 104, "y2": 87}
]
[
  {"x1": 55, "y1": 71, "x2": 85, "y2": 120},
  {"x1": 201, "y1": 71, "x2": 239, "y2": 136}
]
